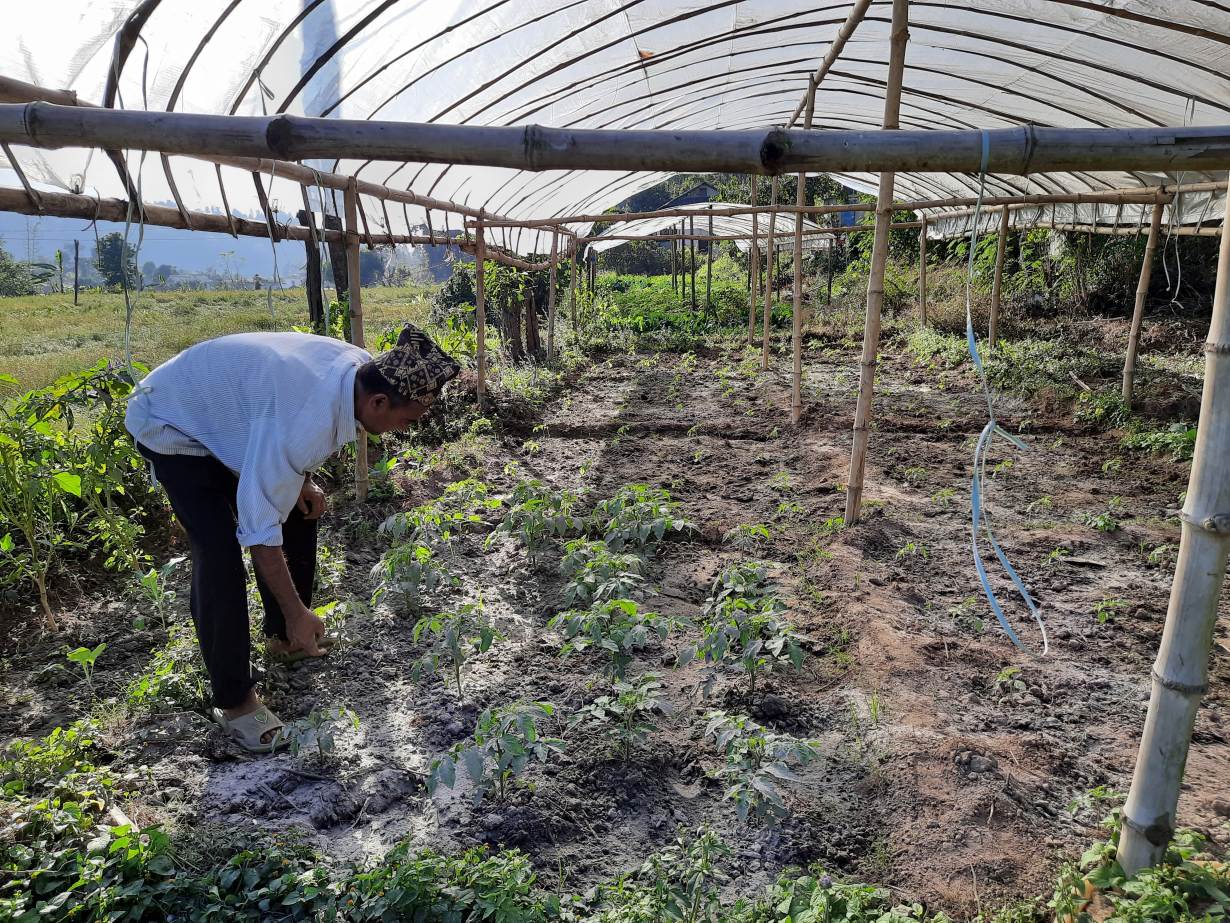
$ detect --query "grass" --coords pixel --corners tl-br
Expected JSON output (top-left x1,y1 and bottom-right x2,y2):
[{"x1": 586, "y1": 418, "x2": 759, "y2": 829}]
[{"x1": 0, "y1": 285, "x2": 435, "y2": 391}]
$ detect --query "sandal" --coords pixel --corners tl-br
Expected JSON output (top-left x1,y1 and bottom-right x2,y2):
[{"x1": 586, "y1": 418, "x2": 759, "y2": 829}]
[
  {"x1": 212, "y1": 705, "x2": 288, "y2": 754},
  {"x1": 267, "y1": 633, "x2": 339, "y2": 664}
]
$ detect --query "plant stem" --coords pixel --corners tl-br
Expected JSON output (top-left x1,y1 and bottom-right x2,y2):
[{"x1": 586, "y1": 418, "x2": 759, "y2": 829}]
[{"x1": 36, "y1": 572, "x2": 57, "y2": 631}]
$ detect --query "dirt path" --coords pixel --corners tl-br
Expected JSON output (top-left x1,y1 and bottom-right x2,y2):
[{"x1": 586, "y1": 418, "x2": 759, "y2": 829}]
[{"x1": 4, "y1": 339, "x2": 1228, "y2": 916}]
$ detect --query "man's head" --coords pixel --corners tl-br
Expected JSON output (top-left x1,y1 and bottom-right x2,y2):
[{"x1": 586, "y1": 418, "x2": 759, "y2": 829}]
[{"x1": 354, "y1": 325, "x2": 461, "y2": 434}]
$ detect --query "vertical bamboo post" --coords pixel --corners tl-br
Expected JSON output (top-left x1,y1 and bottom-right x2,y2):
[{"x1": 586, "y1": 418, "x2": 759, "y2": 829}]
[
  {"x1": 569, "y1": 245, "x2": 578, "y2": 333},
  {"x1": 671, "y1": 235, "x2": 677, "y2": 293},
  {"x1": 690, "y1": 217, "x2": 698, "y2": 311},
  {"x1": 343, "y1": 178, "x2": 369, "y2": 502},
  {"x1": 988, "y1": 205, "x2": 1009, "y2": 345},
  {"x1": 843, "y1": 0, "x2": 908, "y2": 525},
  {"x1": 1122, "y1": 202, "x2": 1165, "y2": 409},
  {"x1": 792, "y1": 77, "x2": 816, "y2": 425},
  {"x1": 475, "y1": 221, "x2": 487, "y2": 407},
  {"x1": 546, "y1": 230, "x2": 559, "y2": 359},
  {"x1": 748, "y1": 175, "x2": 759, "y2": 345},
  {"x1": 762, "y1": 176, "x2": 780, "y2": 370},
  {"x1": 72, "y1": 239, "x2": 79, "y2": 305},
  {"x1": 1117, "y1": 190, "x2": 1230, "y2": 875},
  {"x1": 918, "y1": 215, "x2": 928, "y2": 325},
  {"x1": 705, "y1": 212, "x2": 714, "y2": 316}
]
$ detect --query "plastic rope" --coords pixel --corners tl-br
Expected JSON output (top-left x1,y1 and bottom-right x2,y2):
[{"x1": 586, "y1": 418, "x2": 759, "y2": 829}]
[{"x1": 965, "y1": 129, "x2": 1049, "y2": 656}]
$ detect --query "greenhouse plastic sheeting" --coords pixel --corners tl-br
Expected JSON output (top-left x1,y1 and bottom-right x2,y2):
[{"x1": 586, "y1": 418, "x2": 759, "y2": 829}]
[
  {"x1": 2, "y1": 1, "x2": 1228, "y2": 254},
  {"x1": 586, "y1": 203, "x2": 833, "y2": 253}
]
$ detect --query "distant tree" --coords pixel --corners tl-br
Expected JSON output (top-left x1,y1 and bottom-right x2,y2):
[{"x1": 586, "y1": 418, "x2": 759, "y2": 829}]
[
  {"x1": 598, "y1": 239, "x2": 672, "y2": 276},
  {"x1": 359, "y1": 249, "x2": 387, "y2": 286},
  {"x1": 0, "y1": 242, "x2": 37, "y2": 296},
  {"x1": 93, "y1": 233, "x2": 138, "y2": 289}
]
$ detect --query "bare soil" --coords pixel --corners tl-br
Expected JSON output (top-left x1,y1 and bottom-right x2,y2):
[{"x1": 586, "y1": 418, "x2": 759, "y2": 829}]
[{"x1": 4, "y1": 333, "x2": 1229, "y2": 917}]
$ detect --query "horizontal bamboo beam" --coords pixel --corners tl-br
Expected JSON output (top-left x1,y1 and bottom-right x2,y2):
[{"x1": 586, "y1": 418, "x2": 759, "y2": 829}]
[
  {"x1": 473, "y1": 202, "x2": 876, "y2": 229},
  {"x1": 1055, "y1": 222, "x2": 1223, "y2": 238},
  {"x1": 0, "y1": 78, "x2": 569, "y2": 233},
  {"x1": 5, "y1": 103, "x2": 1230, "y2": 176},
  {"x1": 0, "y1": 186, "x2": 549, "y2": 270},
  {"x1": 583, "y1": 221, "x2": 920, "y2": 243}
]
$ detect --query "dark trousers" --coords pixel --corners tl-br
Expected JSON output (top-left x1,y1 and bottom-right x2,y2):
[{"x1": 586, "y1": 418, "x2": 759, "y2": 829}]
[{"x1": 138, "y1": 444, "x2": 317, "y2": 709}]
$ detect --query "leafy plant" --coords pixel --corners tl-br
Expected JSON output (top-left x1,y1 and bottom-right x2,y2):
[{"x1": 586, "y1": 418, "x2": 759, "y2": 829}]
[
  {"x1": 370, "y1": 541, "x2": 455, "y2": 611},
  {"x1": 992, "y1": 666, "x2": 1027, "y2": 698},
  {"x1": 929, "y1": 487, "x2": 955, "y2": 510},
  {"x1": 560, "y1": 539, "x2": 647, "y2": 606},
  {"x1": 591, "y1": 828, "x2": 731, "y2": 923},
  {"x1": 722, "y1": 522, "x2": 771, "y2": 553},
  {"x1": 549, "y1": 599, "x2": 677, "y2": 680},
  {"x1": 894, "y1": 541, "x2": 930, "y2": 561},
  {"x1": 66, "y1": 644, "x2": 106, "y2": 698},
  {"x1": 126, "y1": 624, "x2": 208, "y2": 712},
  {"x1": 427, "y1": 701, "x2": 564, "y2": 803},
  {"x1": 411, "y1": 600, "x2": 501, "y2": 697},
  {"x1": 491, "y1": 479, "x2": 585, "y2": 557},
  {"x1": 702, "y1": 711, "x2": 821, "y2": 824},
  {"x1": 589, "y1": 484, "x2": 696, "y2": 552},
  {"x1": 1122, "y1": 422, "x2": 1198, "y2": 462},
  {"x1": 570, "y1": 673, "x2": 672, "y2": 762},
  {"x1": 682, "y1": 563, "x2": 804, "y2": 698},
  {"x1": 1094, "y1": 597, "x2": 1130, "y2": 624},
  {"x1": 1078, "y1": 508, "x2": 1120, "y2": 533},
  {"x1": 281, "y1": 705, "x2": 360, "y2": 764},
  {"x1": 132, "y1": 555, "x2": 185, "y2": 631}
]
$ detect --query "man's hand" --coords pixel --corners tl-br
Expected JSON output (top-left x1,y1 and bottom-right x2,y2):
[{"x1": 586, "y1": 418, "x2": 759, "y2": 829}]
[
  {"x1": 286, "y1": 604, "x2": 326, "y2": 656},
  {"x1": 297, "y1": 478, "x2": 327, "y2": 520}
]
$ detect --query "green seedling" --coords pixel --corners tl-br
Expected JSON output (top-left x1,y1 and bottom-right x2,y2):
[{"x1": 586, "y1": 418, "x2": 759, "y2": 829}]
[
  {"x1": 66, "y1": 644, "x2": 106, "y2": 698},
  {"x1": 491, "y1": 479, "x2": 584, "y2": 557},
  {"x1": 570, "y1": 673, "x2": 672, "y2": 762},
  {"x1": 133, "y1": 555, "x2": 186, "y2": 631},
  {"x1": 894, "y1": 541, "x2": 929, "y2": 561},
  {"x1": 1093, "y1": 597, "x2": 1129, "y2": 624},
  {"x1": 590, "y1": 484, "x2": 695, "y2": 552},
  {"x1": 370, "y1": 541, "x2": 455, "y2": 611},
  {"x1": 722, "y1": 522, "x2": 771, "y2": 553},
  {"x1": 702, "y1": 710, "x2": 821, "y2": 825},
  {"x1": 560, "y1": 539, "x2": 647, "y2": 606},
  {"x1": 282, "y1": 705, "x2": 360, "y2": 764},
  {"x1": 930, "y1": 487, "x2": 955, "y2": 510},
  {"x1": 1078, "y1": 508, "x2": 1120, "y2": 533},
  {"x1": 411, "y1": 600, "x2": 500, "y2": 697},
  {"x1": 428, "y1": 701, "x2": 563, "y2": 803},
  {"x1": 992, "y1": 666, "x2": 1027, "y2": 698},
  {"x1": 550, "y1": 599, "x2": 677, "y2": 680}
]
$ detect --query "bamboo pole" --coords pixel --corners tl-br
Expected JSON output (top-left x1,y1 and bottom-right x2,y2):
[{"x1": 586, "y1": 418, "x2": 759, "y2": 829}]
[
  {"x1": 9, "y1": 103, "x2": 1230, "y2": 179},
  {"x1": 671, "y1": 235, "x2": 678, "y2": 293},
  {"x1": 547, "y1": 230, "x2": 559, "y2": 359},
  {"x1": 988, "y1": 205, "x2": 1010, "y2": 345},
  {"x1": 1122, "y1": 202, "x2": 1166, "y2": 409},
  {"x1": 1118, "y1": 184, "x2": 1230, "y2": 875},
  {"x1": 787, "y1": 0, "x2": 874, "y2": 127},
  {"x1": 918, "y1": 215, "x2": 928, "y2": 325},
  {"x1": 844, "y1": 0, "x2": 908, "y2": 526},
  {"x1": 690, "y1": 217, "x2": 698, "y2": 311},
  {"x1": 762, "y1": 176, "x2": 780, "y2": 370},
  {"x1": 705, "y1": 212, "x2": 714, "y2": 316},
  {"x1": 749, "y1": 177, "x2": 760, "y2": 346},
  {"x1": 343, "y1": 179, "x2": 369, "y2": 503},
  {"x1": 582, "y1": 222, "x2": 919, "y2": 243},
  {"x1": 569, "y1": 246, "x2": 578, "y2": 333},
  {"x1": 475, "y1": 222, "x2": 487, "y2": 407},
  {"x1": 792, "y1": 77, "x2": 816, "y2": 425},
  {"x1": 72, "y1": 239, "x2": 79, "y2": 305}
]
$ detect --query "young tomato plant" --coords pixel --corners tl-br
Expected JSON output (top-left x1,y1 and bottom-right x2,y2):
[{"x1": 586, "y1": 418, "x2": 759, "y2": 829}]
[
  {"x1": 370, "y1": 542, "x2": 456, "y2": 612},
  {"x1": 132, "y1": 555, "x2": 186, "y2": 631},
  {"x1": 549, "y1": 599, "x2": 678, "y2": 680},
  {"x1": 569, "y1": 673, "x2": 672, "y2": 762},
  {"x1": 702, "y1": 710, "x2": 821, "y2": 825},
  {"x1": 560, "y1": 539, "x2": 647, "y2": 606},
  {"x1": 411, "y1": 600, "x2": 501, "y2": 697},
  {"x1": 682, "y1": 562, "x2": 804, "y2": 699},
  {"x1": 65, "y1": 643, "x2": 106, "y2": 699},
  {"x1": 281, "y1": 705, "x2": 360, "y2": 764},
  {"x1": 589, "y1": 484, "x2": 696, "y2": 552},
  {"x1": 427, "y1": 701, "x2": 564, "y2": 803},
  {"x1": 491, "y1": 479, "x2": 584, "y2": 557}
]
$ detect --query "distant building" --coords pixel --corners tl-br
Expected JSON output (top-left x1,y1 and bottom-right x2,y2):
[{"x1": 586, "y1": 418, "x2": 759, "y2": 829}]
[{"x1": 661, "y1": 182, "x2": 719, "y2": 209}]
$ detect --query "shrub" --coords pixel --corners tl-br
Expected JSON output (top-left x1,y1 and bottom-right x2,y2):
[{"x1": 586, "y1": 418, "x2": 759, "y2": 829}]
[{"x1": 550, "y1": 599, "x2": 678, "y2": 680}]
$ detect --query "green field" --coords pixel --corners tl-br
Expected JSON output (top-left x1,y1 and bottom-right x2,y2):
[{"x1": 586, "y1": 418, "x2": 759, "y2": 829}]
[{"x1": 0, "y1": 285, "x2": 435, "y2": 392}]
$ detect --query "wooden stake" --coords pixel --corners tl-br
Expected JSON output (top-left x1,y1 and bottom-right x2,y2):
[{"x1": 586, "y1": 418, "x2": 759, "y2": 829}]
[
  {"x1": 918, "y1": 215, "x2": 928, "y2": 325},
  {"x1": 792, "y1": 77, "x2": 816, "y2": 425},
  {"x1": 689, "y1": 217, "x2": 698, "y2": 311},
  {"x1": 475, "y1": 223, "x2": 488, "y2": 407},
  {"x1": 671, "y1": 235, "x2": 677, "y2": 293},
  {"x1": 705, "y1": 212, "x2": 714, "y2": 318},
  {"x1": 72, "y1": 239, "x2": 79, "y2": 305},
  {"x1": 569, "y1": 245, "x2": 578, "y2": 333},
  {"x1": 1122, "y1": 202, "x2": 1165, "y2": 409},
  {"x1": 547, "y1": 230, "x2": 559, "y2": 359},
  {"x1": 762, "y1": 176, "x2": 780, "y2": 370},
  {"x1": 1118, "y1": 185, "x2": 1230, "y2": 875},
  {"x1": 748, "y1": 177, "x2": 760, "y2": 346},
  {"x1": 988, "y1": 205, "x2": 1009, "y2": 345},
  {"x1": 343, "y1": 178, "x2": 369, "y2": 503},
  {"x1": 844, "y1": 0, "x2": 908, "y2": 525}
]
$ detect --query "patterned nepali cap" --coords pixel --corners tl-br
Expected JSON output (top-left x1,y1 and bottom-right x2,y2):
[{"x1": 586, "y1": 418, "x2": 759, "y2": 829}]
[{"x1": 372, "y1": 324, "x2": 462, "y2": 402}]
